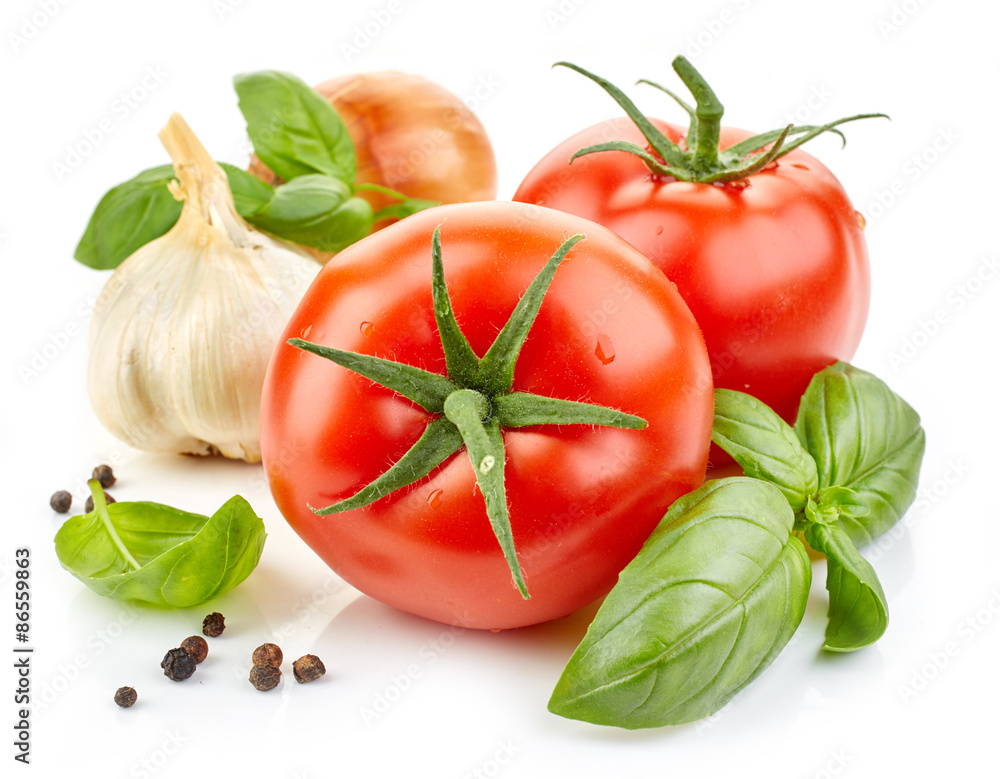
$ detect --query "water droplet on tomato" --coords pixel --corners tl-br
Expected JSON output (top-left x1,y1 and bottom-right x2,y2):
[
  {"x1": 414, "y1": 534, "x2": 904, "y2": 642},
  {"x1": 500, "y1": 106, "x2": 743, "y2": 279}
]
[
  {"x1": 360, "y1": 321, "x2": 375, "y2": 337},
  {"x1": 855, "y1": 211, "x2": 866, "y2": 230},
  {"x1": 595, "y1": 334, "x2": 615, "y2": 365},
  {"x1": 300, "y1": 325, "x2": 312, "y2": 339},
  {"x1": 427, "y1": 489, "x2": 443, "y2": 509},
  {"x1": 489, "y1": 628, "x2": 502, "y2": 633},
  {"x1": 656, "y1": 225, "x2": 664, "y2": 236},
  {"x1": 792, "y1": 163, "x2": 810, "y2": 171}
]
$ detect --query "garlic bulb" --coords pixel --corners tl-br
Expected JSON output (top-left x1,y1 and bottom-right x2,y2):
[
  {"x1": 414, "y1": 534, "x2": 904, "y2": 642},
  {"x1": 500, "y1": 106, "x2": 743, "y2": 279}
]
[{"x1": 87, "y1": 113, "x2": 321, "y2": 462}]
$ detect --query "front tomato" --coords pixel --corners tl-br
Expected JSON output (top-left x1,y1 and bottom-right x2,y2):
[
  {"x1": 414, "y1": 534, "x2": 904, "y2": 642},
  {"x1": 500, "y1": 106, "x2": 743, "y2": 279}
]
[{"x1": 260, "y1": 201, "x2": 712, "y2": 629}]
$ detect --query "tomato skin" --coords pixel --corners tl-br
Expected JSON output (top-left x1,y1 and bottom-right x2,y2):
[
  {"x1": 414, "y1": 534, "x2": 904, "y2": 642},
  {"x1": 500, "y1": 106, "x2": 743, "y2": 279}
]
[
  {"x1": 514, "y1": 117, "x2": 870, "y2": 424},
  {"x1": 260, "y1": 201, "x2": 713, "y2": 629}
]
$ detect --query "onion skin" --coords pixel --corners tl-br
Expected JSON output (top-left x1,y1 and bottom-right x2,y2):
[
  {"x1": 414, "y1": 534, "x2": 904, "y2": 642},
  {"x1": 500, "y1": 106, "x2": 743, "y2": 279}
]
[{"x1": 250, "y1": 71, "x2": 497, "y2": 228}]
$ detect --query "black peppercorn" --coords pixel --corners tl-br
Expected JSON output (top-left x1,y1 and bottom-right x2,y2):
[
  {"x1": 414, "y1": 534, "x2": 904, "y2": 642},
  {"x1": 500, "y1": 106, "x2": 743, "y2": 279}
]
[
  {"x1": 252, "y1": 643, "x2": 283, "y2": 667},
  {"x1": 180, "y1": 635, "x2": 209, "y2": 664},
  {"x1": 292, "y1": 654, "x2": 326, "y2": 684},
  {"x1": 92, "y1": 464, "x2": 116, "y2": 488},
  {"x1": 50, "y1": 490, "x2": 73, "y2": 513},
  {"x1": 249, "y1": 663, "x2": 281, "y2": 691},
  {"x1": 114, "y1": 686, "x2": 137, "y2": 707},
  {"x1": 161, "y1": 647, "x2": 196, "y2": 681},
  {"x1": 202, "y1": 612, "x2": 225, "y2": 637},
  {"x1": 84, "y1": 492, "x2": 116, "y2": 513}
]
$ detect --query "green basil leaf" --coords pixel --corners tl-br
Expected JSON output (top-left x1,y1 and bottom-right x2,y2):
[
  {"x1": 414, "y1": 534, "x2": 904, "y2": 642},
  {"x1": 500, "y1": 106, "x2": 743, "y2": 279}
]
[
  {"x1": 218, "y1": 162, "x2": 275, "y2": 215},
  {"x1": 54, "y1": 486, "x2": 266, "y2": 608},
  {"x1": 549, "y1": 478, "x2": 811, "y2": 729},
  {"x1": 247, "y1": 175, "x2": 373, "y2": 252},
  {"x1": 372, "y1": 198, "x2": 440, "y2": 223},
  {"x1": 234, "y1": 70, "x2": 355, "y2": 183},
  {"x1": 74, "y1": 164, "x2": 182, "y2": 270},
  {"x1": 74, "y1": 164, "x2": 276, "y2": 270},
  {"x1": 712, "y1": 389, "x2": 819, "y2": 511},
  {"x1": 805, "y1": 522, "x2": 888, "y2": 652},
  {"x1": 794, "y1": 362, "x2": 926, "y2": 546}
]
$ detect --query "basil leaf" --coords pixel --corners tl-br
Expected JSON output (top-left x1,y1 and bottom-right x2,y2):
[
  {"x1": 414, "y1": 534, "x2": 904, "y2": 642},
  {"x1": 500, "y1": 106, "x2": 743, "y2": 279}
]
[
  {"x1": 712, "y1": 389, "x2": 819, "y2": 511},
  {"x1": 74, "y1": 164, "x2": 182, "y2": 270},
  {"x1": 549, "y1": 478, "x2": 811, "y2": 729},
  {"x1": 234, "y1": 70, "x2": 356, "y2": 184},
  {"x1": 247, "y1": 175, "x2": 373, "y2": 252},
  {"x1": 74, "y1": 164, "x2": 276, "y2": 270},
  {"x1": 372, "y1": 198, "x2": 440, "y2": 223},
  {"x1": 805, "y1": 522, "x2": 888, "y2": 652},
  {"x1": 54, "y1": 484, "x2": 266, "y2": 608},
  {"x1": 218, "y1": 162, "x2": 275, "y2": 215},
  {"x1": 794, "y1": 362, "x2": 926, "y2": 546}
]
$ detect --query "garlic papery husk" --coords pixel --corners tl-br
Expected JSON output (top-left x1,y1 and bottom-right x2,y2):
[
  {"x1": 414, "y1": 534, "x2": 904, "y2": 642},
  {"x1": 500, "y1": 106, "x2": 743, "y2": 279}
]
[{"x1": 87, "y1": 113, "x2": 321, "y2": 462}]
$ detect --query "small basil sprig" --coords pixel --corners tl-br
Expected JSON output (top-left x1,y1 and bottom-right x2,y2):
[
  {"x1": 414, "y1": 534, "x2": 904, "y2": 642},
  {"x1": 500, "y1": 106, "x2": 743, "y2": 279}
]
[
  {"x1": 54, "y1": 480, "x2": 267, "y2": 607},
  {"x1": 548, "y1": 362, "x2": 924, "y2": 731},
  {"x1": 548, "y1": 478, "x2": 811, "y2": 728},
  {"x1": 712, "y1": 361, "x2": 925, "y2": 652},
  {"x1": 74, "y1": 70, "x2": 436, "y2": 270}
]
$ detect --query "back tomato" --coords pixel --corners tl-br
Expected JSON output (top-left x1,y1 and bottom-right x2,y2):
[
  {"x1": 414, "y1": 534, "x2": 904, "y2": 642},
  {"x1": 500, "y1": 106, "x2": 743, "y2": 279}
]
[
  {"x1": 260, "y1": 202, "x2": 713, "y2": 629},
  {"x1": 515, "y1": 117, "x2": 870, "y2": 426}
]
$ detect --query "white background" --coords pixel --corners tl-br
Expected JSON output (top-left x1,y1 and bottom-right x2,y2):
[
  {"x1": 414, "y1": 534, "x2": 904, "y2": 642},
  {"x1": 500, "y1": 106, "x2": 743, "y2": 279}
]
[{"x1": 2, "y1": 0, "x2": 997, "y2": 776}]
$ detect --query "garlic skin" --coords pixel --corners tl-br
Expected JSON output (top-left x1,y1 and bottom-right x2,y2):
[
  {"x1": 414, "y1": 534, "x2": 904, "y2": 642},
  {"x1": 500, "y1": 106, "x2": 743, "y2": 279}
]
[{"x1": 87, "y1": 113, "x2": 320, "y2": 462}]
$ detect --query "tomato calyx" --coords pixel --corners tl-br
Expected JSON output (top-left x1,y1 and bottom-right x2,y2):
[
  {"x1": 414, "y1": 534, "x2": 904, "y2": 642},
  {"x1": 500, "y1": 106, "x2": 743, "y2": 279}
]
[
  {"x1": 288, "y1": 228, "x2": 648, "y2": 599},
  {"x1": 556, "y1": 57, "x2": 887, "y2": 185}
]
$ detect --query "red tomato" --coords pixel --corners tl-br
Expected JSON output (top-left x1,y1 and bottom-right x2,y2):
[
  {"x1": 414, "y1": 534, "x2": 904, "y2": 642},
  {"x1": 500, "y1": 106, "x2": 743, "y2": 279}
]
[
  {"x1": 514, "y1": 117, "x2": 870, "y2": 426},
  {"x1": 260, "y1": 201, "x2": 713, "y2": 629}
]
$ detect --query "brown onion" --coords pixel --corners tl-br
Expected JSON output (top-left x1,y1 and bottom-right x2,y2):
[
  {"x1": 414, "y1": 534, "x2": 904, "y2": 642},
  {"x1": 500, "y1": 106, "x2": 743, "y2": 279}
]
[{"x1": 250, "y1": 71, "x2": 497, "y2": 229}]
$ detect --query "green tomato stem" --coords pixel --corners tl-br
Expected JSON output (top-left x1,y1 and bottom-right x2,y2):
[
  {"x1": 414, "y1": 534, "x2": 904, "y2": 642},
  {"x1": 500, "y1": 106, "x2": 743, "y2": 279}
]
[
  {"x1": 671, "y1": 56, "x2": 723, "y2": 173},
  {"x1": 561, "y1": 58, "x2": 885, "y2": 184},
  {"x1": 443, "y1": 390, "x2": 529, "y2": 599},
  {"x1": 432, "y1": 227, "x2": 481, "y2": 386},
  {"x1": 309, "y1": 419, "x2": 465, "y2": 516}
]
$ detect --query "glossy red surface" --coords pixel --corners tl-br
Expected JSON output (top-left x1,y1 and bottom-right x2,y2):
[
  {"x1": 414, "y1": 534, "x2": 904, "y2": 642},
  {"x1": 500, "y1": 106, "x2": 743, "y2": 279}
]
[
  {"x1": 260, "y1": 202, "x2": 714, "y2": 629},
  {"x1": 515, "y1": 118, "x2": 870, "y2": 424}
]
